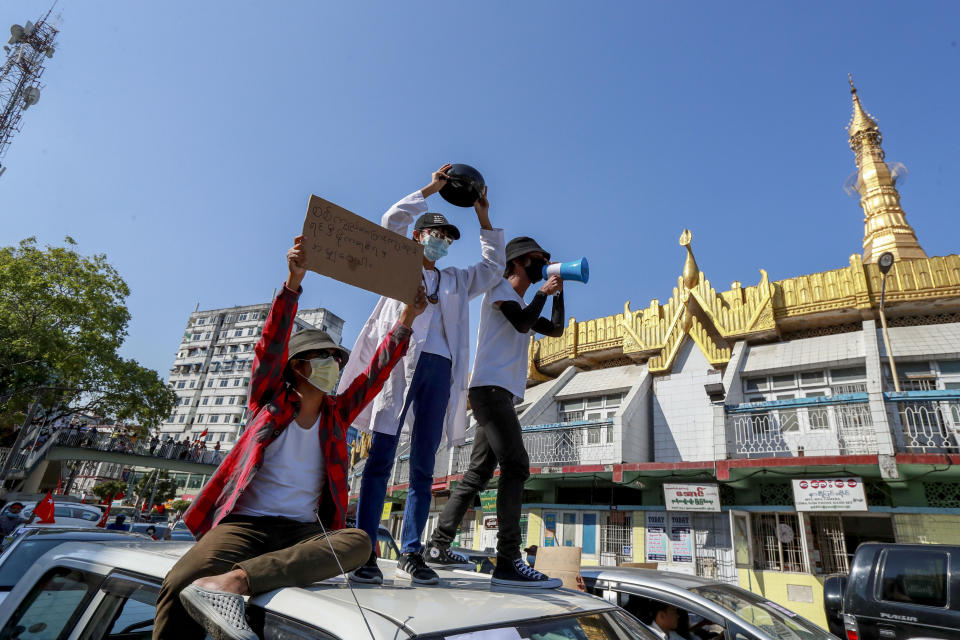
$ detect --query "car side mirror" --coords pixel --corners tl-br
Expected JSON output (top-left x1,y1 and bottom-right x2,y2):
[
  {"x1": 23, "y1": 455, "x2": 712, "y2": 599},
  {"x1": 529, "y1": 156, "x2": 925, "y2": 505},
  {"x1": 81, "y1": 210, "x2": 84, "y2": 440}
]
[{"x1": 823, "y1": 574, "x2": 847, "y2": 637}]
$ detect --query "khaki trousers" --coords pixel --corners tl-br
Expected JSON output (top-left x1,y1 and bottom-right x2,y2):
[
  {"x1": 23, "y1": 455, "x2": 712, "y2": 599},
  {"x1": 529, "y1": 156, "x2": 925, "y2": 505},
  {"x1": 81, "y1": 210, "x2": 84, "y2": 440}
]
[{"x1": 154, "y1": 515, "x2": 369, "y2": 640}]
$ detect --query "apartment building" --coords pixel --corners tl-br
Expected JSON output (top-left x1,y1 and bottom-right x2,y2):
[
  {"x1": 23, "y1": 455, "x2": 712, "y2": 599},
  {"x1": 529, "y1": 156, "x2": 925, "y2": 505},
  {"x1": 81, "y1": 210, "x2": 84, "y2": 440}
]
[{"x1": 159, "y1": 300, "x2": 344, "y2": 450}]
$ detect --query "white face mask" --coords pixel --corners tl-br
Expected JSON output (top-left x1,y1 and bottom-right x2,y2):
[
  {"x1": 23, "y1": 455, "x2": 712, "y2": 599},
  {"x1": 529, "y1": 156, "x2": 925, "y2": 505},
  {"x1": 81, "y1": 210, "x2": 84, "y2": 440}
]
[{"x1": 299, "y1": 357, "x2": 340, "y2": 393}]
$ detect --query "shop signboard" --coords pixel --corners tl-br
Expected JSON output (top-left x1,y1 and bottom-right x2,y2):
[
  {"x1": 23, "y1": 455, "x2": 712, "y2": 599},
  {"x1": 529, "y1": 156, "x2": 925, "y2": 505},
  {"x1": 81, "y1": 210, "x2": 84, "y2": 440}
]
[
  {"x1": 645, "y1": 512, "x2": 668, "y2": 562},
  {"x1": 544, "y1": 513, "x2": 557, "y2": 547},
  {"x1": 480, "y1": 489, "x2": 497, "y2": 513},
  {"x1": 663, "y1": 483, "x2": 721, "y2": 512},
  {"x1": 792, "y1": 477, "x2": 867, "y2": 511},
  {"x1": 669, "y1": 513, "x2": 694, "y2": 563}
]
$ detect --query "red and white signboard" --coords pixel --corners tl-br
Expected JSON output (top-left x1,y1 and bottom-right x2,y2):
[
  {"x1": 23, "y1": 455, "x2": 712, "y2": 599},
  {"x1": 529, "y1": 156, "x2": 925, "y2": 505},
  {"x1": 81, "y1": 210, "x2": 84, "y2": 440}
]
[{"x1": 792, "y1": 477, "x2": 867, "y2": 512}]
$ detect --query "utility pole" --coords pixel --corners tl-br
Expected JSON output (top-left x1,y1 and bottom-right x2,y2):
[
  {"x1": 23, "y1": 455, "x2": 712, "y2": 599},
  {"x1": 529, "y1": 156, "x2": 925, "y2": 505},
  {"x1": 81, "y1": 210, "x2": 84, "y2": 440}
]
[{"x1": 877, "y1": 252, "x2": 901, "y2": 392}]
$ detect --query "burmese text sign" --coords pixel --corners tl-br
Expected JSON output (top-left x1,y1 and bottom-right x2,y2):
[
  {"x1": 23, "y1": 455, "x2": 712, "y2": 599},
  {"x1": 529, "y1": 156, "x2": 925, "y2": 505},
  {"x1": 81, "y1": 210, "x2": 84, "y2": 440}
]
[
  {"x1": 792, "y1": 477, "x2": 867, "y2": 511},
  {"x1": 301, "y1": 195, "x2": 423, "y2": 304},
  {"x1": 663, "y1": 483, "x2": 721, "y2": 512}
]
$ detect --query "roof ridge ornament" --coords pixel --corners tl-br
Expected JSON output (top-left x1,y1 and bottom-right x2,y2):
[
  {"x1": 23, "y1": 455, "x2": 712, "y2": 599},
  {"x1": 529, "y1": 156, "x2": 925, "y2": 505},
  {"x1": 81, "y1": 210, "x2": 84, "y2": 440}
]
[{"x1": 679, "y1": 229, "x2": 699, "y2": 290}]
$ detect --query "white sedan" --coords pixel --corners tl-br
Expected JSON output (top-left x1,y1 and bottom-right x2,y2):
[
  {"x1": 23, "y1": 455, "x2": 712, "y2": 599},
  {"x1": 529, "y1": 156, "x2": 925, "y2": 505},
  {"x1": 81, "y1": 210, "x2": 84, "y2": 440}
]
[{"x1": 0, "y1": 541, "x2": 659, "y2": 639}]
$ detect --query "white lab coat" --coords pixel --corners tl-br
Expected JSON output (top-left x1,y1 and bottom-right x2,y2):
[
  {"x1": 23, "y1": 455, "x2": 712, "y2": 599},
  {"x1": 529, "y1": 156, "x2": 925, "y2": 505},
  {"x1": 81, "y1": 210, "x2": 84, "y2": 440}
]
[{"x1": 338, "y1": 190, "x2": 505, "y2": 445}]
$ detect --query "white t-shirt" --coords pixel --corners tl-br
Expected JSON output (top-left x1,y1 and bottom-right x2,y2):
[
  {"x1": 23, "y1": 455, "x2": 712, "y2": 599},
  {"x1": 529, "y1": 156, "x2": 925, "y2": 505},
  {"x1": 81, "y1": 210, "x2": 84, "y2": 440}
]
[
  {"x1": 469, "y1": 278, "x2": 530, "y2": 398},
  {"x1": 420, "y1": 268, "x2": 452, "y2": 360},
  {"x1": 232, "y1": 416, "x2": 325, "y2": 522}
]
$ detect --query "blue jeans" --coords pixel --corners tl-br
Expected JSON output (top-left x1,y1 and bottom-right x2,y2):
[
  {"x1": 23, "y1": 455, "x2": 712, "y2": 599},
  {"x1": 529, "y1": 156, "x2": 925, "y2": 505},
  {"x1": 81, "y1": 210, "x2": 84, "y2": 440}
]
[{"x1": 356, "y1": 352, "x2": 451, "y2": 554}]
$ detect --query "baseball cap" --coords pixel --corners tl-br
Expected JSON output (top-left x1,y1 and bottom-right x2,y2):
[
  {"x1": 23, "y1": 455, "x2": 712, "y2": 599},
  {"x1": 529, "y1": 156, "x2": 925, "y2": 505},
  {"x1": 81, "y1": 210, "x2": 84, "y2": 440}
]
[{"x1": 414, "y1": 212, "x2": 461, "y2": 240}]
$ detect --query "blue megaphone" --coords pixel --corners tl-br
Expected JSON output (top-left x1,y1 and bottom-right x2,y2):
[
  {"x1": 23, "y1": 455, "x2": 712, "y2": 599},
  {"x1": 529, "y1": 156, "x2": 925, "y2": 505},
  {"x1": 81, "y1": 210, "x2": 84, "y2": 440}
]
[{"x1": 543, "y1": 258, "x2": 589, "y2": 284}]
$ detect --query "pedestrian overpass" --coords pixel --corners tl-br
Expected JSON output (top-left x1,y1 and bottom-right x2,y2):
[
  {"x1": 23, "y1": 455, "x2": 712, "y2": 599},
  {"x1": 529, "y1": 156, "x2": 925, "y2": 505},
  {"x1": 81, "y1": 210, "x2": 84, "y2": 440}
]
[{"x1": 0, "y1": 430, "x2": 224, "y2": 494}]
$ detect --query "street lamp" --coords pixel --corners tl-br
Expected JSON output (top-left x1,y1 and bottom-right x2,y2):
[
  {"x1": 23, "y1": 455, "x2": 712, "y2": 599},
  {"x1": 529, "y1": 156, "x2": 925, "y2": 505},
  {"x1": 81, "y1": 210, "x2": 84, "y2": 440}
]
[{"x1": 877, "y1": 252, "x2": 901, "y2": 393}]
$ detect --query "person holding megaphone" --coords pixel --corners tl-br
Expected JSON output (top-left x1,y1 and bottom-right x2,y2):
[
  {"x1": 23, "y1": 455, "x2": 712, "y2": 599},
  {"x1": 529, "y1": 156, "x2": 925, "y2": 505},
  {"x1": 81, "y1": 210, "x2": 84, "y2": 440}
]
[{"x1": 423, "y1": 236, "x2": 566, "y2": 588}]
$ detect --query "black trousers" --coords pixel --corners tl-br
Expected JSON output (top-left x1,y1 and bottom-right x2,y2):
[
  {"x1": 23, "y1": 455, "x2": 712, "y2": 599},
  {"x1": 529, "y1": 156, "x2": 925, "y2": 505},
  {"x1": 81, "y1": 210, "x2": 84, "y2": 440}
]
[{"x1": 431, "y1": 386, "x2": 530, "y2": 559}]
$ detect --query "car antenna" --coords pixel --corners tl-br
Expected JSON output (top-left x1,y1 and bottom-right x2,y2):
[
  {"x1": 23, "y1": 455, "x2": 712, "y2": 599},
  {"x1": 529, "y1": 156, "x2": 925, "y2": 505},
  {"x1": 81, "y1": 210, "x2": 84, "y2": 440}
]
[{"x1": 315, "y1": 511, "x2": 377, "y2": 640}]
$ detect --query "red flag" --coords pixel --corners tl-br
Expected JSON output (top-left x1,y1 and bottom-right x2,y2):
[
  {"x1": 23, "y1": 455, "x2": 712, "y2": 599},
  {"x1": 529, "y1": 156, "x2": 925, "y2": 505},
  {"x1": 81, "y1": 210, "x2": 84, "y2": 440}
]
[
  {"x1": 96, "y1": 494, "x2": 113, "y2": 528},
  {"x1": 198, "y1": 429, "x2": 208, "y2": 439},
  {"x1": 55, "y1": 476, "x2": 62, "y2": 495},
  {"x1": 34, "y1": 491, "x2": 55, "y2": 524}
]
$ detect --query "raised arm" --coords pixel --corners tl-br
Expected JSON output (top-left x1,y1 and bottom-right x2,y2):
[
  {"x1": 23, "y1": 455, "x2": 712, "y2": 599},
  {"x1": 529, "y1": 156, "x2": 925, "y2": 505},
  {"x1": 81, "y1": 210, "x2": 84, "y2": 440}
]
[
  {"x1": 248, "y1": 238, "x2": 305, "y2": 415},
  {"x1": 497, "y1": 276, "x2": 565, "y2": 337},
  {"x1": 462, "y1": 188, "x2": 506, "y2": 299},
  {"x1": 381, "y1": 165, "x2": 450, "y2": 234},
  {"x1": 336, "y1": 288, "x2": 428, "y2": 426}
]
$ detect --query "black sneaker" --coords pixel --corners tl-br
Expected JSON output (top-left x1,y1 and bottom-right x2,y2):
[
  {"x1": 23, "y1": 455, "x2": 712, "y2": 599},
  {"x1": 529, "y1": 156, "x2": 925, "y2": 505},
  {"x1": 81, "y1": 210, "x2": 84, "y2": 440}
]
[
  {"x1": 396, "y1": 551, "x2": 440, "y2": 585},
  {"x1": 422, "y1": 542, "x2": 474, "y2": 569},
  {"x1": 491, "y1": 556, "x2": 562, "y2": 588},
  {"x1": 349, "y1": 553, "x2": 383, "y2": 584}
]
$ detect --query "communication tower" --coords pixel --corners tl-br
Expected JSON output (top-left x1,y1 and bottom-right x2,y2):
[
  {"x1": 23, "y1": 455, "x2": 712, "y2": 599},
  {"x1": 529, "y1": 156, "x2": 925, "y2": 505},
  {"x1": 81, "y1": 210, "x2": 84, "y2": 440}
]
[{"x1": 0, "y1": 7, "x2": 60, "y2": 178}]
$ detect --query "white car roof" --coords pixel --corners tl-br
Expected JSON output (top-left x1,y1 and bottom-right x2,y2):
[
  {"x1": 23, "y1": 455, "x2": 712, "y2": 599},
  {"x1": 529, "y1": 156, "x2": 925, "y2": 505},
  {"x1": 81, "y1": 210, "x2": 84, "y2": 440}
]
[{"x1": 41, "y1": 542, "x2": 614, "y2": 637}]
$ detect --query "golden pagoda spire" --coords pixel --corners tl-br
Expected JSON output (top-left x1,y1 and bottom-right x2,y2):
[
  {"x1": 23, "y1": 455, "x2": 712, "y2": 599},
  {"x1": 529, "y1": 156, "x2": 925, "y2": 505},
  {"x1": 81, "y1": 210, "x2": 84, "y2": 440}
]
[{"x1": 847, "y1": 75, "x2": 926, "y2": 263}]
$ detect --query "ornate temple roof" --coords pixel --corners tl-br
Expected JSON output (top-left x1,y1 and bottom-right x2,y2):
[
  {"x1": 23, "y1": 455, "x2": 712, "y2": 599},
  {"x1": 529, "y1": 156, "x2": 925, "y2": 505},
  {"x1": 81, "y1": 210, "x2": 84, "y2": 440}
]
[{"x1": 527, "y1": 82, "x2": 951, "y2": 381}]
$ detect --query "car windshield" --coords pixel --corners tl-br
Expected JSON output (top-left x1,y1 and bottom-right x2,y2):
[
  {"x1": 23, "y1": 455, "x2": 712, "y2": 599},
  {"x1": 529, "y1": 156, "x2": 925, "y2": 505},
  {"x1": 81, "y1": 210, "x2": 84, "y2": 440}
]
[
  {"x1": 0, "y1": 539, "x2": 66, "y2": 588},
  {"x1": 690, "y1": 585, "x2": 833, "y2": 640},
  {"x1": 419, "y1": 610, "x2": 655, "y2": 640}
]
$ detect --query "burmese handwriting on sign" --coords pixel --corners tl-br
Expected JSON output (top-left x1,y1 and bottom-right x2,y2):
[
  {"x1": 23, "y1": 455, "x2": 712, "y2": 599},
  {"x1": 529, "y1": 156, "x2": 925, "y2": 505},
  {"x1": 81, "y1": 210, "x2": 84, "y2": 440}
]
[{"x1": 301, "y1": 195, "x2": 423, "y2": 305}]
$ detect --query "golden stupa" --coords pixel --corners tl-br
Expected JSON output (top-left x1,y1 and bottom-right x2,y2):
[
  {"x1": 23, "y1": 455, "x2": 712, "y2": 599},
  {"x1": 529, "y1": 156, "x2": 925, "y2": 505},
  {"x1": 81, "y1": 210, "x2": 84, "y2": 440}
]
[{"x1": 528, "y1": 81, "x2": 959, "y2": 381}]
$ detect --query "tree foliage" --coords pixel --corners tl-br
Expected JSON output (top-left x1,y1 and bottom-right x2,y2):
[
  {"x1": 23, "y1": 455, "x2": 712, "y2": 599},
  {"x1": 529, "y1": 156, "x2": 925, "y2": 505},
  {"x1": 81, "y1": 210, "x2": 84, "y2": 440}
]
[
  {"x1": 91, "y1": 480, "x2": 128, "y2": 503},
  {"x1": 0, "y1": 237, "x2": 176, "y2": 443},
  {"x1": 134, "y1": 470, "x2": 177, "y2": 504},
  {"x1": 171, "y1": 499, "x2": 192, "y2": 514}
]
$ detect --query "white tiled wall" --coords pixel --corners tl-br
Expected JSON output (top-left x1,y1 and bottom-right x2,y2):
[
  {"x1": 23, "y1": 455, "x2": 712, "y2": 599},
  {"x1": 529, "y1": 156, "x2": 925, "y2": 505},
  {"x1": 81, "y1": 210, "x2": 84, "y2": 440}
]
[
  {"x1": 881, "y1": 322, "x2": 960, "y2": 359},
  {"x1": 653, "y1": 341, "x2": 718, "y2": 462},
  {"x1": 742, "y1": 331, "x2": 865, "y2": 374}
]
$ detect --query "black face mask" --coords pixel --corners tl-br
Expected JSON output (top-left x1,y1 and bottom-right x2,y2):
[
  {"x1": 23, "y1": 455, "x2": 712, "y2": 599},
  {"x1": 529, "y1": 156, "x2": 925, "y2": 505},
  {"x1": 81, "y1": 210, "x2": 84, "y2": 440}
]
[{"x1": 524, "y1": 259, "x2": 546, "y2": 284}]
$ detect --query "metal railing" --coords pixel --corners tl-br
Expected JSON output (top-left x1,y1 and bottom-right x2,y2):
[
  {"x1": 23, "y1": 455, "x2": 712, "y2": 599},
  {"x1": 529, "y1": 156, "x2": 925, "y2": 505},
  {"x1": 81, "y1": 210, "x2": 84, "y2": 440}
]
[
  {"x1": 453, "y1": 421, "x2": 616, "y2": 473},
  {"x1": 1, "y1": 428, "x2": 226, "y2": 479},
  {"x1": 729, "y1": 402, "x2": 876, "y2": 458},
  {"x1": 892, "y1": 400, "x2": 960, "y2": 453},
  {"x1": 831, "y1": 383, "x2": 868, "y2": 395},
  {"x1": 394, "y1": 457, "x2": 410, "y2": 484}
]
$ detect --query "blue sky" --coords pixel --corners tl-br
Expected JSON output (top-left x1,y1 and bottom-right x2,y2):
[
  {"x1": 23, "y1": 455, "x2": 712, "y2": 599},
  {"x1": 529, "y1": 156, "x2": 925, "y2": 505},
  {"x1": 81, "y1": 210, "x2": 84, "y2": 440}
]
[{"x1": 3, "y1": 1, "x2": 959, "y2": 378}]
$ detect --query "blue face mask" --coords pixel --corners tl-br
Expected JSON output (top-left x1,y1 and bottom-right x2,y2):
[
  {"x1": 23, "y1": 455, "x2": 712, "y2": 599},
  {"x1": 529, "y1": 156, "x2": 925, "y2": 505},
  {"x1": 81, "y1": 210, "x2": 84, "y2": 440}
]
[{"x1": 421, "y1": 235, "x2": 449, "y2": 261}]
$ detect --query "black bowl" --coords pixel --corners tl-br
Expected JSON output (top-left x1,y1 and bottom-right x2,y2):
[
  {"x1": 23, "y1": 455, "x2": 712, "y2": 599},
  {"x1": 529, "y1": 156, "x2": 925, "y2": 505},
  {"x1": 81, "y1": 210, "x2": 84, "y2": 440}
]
[{"x1": 439, "y1": 163, "x2": 485, "y2": 208}]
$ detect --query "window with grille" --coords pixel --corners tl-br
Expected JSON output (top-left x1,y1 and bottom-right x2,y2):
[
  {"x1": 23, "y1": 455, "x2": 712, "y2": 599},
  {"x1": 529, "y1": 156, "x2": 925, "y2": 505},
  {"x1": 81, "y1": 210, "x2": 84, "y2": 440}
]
[
  {"x1": 809, "y1": 514, "x2": 848, "y2": 574},
  {"x1": 600, "y1": 513, "x2": 632, "y2": 564},
  {"x1": 750, "y1": 513, "x2": 807, "y2": 573}
]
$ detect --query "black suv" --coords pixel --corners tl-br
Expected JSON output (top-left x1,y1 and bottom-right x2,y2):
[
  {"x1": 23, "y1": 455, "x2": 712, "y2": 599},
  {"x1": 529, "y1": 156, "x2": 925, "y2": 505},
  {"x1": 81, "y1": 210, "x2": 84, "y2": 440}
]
[{"x1": 824, "y1": 542, "x2": 960, "y2": 640}]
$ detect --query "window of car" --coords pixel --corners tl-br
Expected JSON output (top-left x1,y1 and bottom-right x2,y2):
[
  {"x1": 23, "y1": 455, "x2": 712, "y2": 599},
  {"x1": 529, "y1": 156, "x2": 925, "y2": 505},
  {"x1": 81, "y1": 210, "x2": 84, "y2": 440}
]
[
  {"x1": 415, "y1": 610, "x2": 657, "y2": 640},
  {"x1": 614, "y1": 592, "x2": 724, "y2": 640},
  {"x1": 0, "y1": 540, "x2": 76, "y2": 589},
  {"x1": 77, "y1": 575, "x2": 213, "y2": 640},
  {"x1": 71, "y1": 508, "x2": 102, "y2": 522},
  {"x1": 691, "y1": 585, "x2": 834, "y2": 640},
  {"x1": 878, "y1": 549, "x2": 949, "y2": 608},
  {"x1": 0, "y1": 567, "x2": 102, "y2": 640},
  {"x1": 246, "y1": 607, "x2": 339, "y2": 640}
]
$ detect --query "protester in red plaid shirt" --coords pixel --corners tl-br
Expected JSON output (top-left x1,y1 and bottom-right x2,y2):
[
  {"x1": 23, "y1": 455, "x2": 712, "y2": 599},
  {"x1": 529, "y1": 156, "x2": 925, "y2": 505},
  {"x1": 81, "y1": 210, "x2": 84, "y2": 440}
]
[{"x1": 155, "y1": 236, "x2": 428, "y2": 640}]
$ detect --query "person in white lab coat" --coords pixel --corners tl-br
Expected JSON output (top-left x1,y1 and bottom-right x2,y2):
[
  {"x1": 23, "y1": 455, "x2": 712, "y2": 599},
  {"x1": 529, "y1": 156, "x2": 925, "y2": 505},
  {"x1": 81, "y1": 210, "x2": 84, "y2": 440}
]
[{"x1": 344, "y1": 164, "x2": 505, "y2": 585}]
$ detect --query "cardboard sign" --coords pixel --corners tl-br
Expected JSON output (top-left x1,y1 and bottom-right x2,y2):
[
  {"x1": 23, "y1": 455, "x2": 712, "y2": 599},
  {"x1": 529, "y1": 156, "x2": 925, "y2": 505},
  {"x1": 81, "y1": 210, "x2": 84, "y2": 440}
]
[
  {"x1": 535, "y1": 545, "x2": 582, "y2": 589},
  {"x1": 301, "y1": 195, "x2": 423, "y2": 304},
  {"x1": 793, "y1": 477, "x2": 867, "y2": 511}
]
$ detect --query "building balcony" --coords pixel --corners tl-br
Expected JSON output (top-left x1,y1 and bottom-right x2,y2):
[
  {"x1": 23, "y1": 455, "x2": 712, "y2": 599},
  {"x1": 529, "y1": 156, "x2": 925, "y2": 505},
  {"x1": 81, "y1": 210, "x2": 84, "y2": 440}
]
[
  {"x1": 453, "y1": 420, "x2": 616, "y2": 473},
  {"x1": 886, "y1": 391, "x2": 960, "y2": 454},
  {"x1": 728, "y1": 397, "x2": 876, "y2": 459}
]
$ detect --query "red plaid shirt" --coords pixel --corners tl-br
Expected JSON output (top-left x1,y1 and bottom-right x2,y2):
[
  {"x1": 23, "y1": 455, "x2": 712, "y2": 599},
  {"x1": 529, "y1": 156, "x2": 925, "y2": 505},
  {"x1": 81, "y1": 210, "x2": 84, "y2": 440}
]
[{"x1": 184, "y1": 284, "x2": 411, "y2": 538}]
